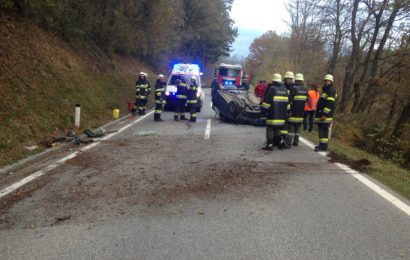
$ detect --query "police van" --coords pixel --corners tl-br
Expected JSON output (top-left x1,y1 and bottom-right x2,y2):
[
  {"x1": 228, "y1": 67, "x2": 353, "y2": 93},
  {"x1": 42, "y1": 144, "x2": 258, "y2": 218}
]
[{"x1": 164, "y1": 64, "x2": 205, "y2": 112}]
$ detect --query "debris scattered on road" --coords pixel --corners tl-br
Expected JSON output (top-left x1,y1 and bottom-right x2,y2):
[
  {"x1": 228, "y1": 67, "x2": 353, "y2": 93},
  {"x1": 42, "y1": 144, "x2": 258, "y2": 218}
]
[
  {"x1": 24, "y1": 145, "x2": 38, "y2": 151},
  {"x1": 198, "y1": 210, "x2": 205, "y2": 215},
  {"x1": 84, "y1": 129, "x2": 105, "y2": 138},
  {"x1": 55, "y1": 215, "x2": 71, "y2": 223},
  {"x1": 134, "y1": 131, "x2": 157, "y2": 136}
]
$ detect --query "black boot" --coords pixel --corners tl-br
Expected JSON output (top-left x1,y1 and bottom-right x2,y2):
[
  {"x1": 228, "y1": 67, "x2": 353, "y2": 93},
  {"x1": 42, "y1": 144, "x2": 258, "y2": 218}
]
[
  {"x1": 314, "y1": 143, "x2": 327, "y2": 152},
  {"x1": 180, "y1": 115, "x2": 187, "y2": 120},
  {"x1": 174, "y1": 115, "x2": 179, "y2": 121},
  {"x1": 189, "y1": 117, "x2": 196, "y2": 123},
  {"x1": 278, "y1": 137, "x2": 289, "y2": 150},
  {"x1": 262, "y1": 141, "x2": 274, "y2": 151},
  {"x1": 141, "y1": 109, "x2": 146, "y2": 115},
  {"x1": 293, "y1": 135, "x2": 299, "y2": 146},
  {"x1": 154, "y1": 114, "x2": 163, "y2": 122}
]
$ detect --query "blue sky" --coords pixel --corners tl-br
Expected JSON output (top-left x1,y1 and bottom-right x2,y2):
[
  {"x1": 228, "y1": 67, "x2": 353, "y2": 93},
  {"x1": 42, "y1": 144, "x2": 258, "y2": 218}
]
[{"x1": 230, "y1": 0, "x2": 290, "y2": 57}]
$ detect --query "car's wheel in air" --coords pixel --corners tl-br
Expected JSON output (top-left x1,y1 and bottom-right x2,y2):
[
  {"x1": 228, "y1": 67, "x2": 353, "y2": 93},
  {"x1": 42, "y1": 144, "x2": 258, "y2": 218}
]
[{"x1": 229, "y1": 101, "x2": 243, "y2": 124}]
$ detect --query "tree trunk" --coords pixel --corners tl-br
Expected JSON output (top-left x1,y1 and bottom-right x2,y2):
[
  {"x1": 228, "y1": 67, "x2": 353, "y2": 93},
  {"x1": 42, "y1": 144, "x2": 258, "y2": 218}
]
[
  {"x1": 393, "y1": 102, "x2": 410, "y2": 136},
  {"x1": 339, "y1": 0, "x2": 360, "y2": 113},
  {"x1": 356, "y1": 1, "x2": 401, "y2": 112}
]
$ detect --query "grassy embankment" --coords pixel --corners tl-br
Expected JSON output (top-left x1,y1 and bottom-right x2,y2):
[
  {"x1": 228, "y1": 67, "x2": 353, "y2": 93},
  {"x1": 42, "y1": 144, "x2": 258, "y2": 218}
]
[
  {"x1": 302, "y1": 130, "x2": 410, "y2": 200},
  {"x1": 0, "y1": 13, "x2": 156, "y2": 166}
]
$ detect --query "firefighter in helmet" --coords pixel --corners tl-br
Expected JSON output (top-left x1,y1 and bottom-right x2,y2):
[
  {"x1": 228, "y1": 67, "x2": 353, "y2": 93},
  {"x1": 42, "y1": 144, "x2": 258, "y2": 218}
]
[
  {"x1": 315, "y1": 74, "x2": 337, "y2": 152},
  {"x1": 283, "y1": 71, "x2": 295, "y2": 148},
  {"x1": 287, "y1": 73, "x2": 308, "y2": 146},
  {"x1": 174, "y1": 75, "x2": 189, "y2": 121},
  {"x1": 187, "y1": 76, "x2": 199, "y2": 122},
  {"x1": 261, "y1": 73, "x2": 290, "y2": 151},
  {"x1": 154, "y1": 74, "x2": 166, "y2": 121},
  {"x1": 135, "y1": 72, "x2": 151, "y2": 115}
]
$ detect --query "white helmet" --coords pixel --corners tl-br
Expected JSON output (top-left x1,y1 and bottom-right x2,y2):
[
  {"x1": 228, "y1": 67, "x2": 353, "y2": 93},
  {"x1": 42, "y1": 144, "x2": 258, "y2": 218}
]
[
  {"x1": 191, "y1": 76, "x2": 196, "y2": 80},
  {"x1": 139, "y1": 72, "x2": 145, "y2": 76},
  {"x1": 158, "y1": 74, "x2": 164, "y2": 79}
]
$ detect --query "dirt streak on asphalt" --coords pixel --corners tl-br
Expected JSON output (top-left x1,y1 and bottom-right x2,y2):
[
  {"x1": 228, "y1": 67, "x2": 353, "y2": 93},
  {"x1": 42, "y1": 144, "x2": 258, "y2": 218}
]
[{"x1": 0, "y1": 135, "x2": 293, "y2": 230}]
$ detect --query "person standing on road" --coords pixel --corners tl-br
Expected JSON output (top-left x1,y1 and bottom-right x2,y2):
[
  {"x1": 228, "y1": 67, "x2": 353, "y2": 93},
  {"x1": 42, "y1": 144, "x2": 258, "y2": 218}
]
[
  {"x1": 261, "y1": 73, "x2": 289, "y2": 151},
  {"x1": 283, "y1": 71, "x2": 295, "y2": 148},
  {"x1": 187, "y1": 76, "x2": 199, "y2": 123},
  {"x1": 154, "y1": 74, "x2": 166, "y2": 122},
  {"x1": 174, "y1": 76, "x2": 188, "y2": 121},
  {"x1": 304, "y1": 83, "x2": 320, "y2": 132},
  {"x1": 241, "y1": 74, "x2": 250, "y2": 90},
  {"x1": 287, "y1": 73, "x2": 308, "y2": 146},
  {"x1": 135, "y1": 72, "x2": 151, "y2": 115},
  {"x1": 254, "y1": 80, "x2": 268, "y2": 100},
  {"x1": 315, "y1": 74, "x2": 337, "y2": 152}
]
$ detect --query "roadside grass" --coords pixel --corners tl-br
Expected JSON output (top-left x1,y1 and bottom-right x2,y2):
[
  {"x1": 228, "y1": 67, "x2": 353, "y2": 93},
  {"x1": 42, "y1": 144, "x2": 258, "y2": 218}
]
[
  {"x1": 0, "y1": 15, "x2": 155, "y2": 167},
  {"x1": 302, "y1": 130, "x2": 410, "y2": 200}
]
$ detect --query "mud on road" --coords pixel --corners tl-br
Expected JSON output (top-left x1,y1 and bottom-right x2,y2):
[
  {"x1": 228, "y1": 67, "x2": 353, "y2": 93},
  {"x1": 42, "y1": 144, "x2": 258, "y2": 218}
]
[{"x1": 0, "y1": 135, "x2": 285, "y2": 230}]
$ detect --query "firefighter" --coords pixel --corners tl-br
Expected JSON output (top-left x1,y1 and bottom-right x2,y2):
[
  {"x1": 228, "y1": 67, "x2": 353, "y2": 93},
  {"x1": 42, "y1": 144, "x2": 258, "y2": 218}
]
[
  {"x1": 135, "y1": 72, "x2": 151, "y2": 115},
  {"x1": 287, "y1": 73, "x2": 308, "y2": 146},
  {"x1": 283, "y1": 71, "x2": 295, "y2": 148},
  {"x1": 187, "y1": 76, "x2": 199, "y2": 122},
  {"x1": 174, "y1": 76, "x2": 188, "y2": 121},
  {"x1": 315, "y1": 74, "x2": 337, "y2": 152},
  {"x1": 154, "y1": 74, "x2": 166, "y2": 122},
  {"x1": 261, "y1": 73, "x2": 289, "y2": 151}
]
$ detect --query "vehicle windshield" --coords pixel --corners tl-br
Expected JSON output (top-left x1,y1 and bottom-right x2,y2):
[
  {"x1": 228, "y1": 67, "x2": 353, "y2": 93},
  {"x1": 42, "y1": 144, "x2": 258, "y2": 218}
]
[
  {"x1": 219, "y1": 68, "x2": 241, "y2": 77},
  {"x1": 168, "y1": 75, "x2": 200, "y2": 86}
]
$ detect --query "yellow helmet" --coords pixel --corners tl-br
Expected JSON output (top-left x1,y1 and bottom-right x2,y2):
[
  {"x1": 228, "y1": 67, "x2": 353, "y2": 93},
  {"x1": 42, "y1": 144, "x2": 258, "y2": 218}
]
[
  {"x1": 295, "y1": 73, "x2": 304, "y2": 81},
  {"x1": 271, "y1": 73, "x2": 282, "y2": 83},
  {"x1": 324, "y1": 74, "x2": 334, "y2": 82},
  {"x1": 284, "y1": 71, "x2": 295, "y2": 79}
]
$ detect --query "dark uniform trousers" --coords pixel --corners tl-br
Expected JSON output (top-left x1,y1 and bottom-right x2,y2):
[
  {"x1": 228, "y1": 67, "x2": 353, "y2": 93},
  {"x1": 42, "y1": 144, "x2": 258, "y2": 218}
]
[
  {"x1": 187, "y1": 99, "x2": 197, "y2": 121},
  {"x1": 315, "y1": 84, "x2": 337, "y2": 150},
  {"x1": 175, "y1": 82, "x2": 188, "y2": 120},
  {"x1": 286, "y1": 84, "x2": 308, "y2": 146},
  {"x1": 154, "y1": 81, "x2": 165, "y2": 121},
  {"x1": 261, "y1": 83, "x2": 289, "y2": 149}
]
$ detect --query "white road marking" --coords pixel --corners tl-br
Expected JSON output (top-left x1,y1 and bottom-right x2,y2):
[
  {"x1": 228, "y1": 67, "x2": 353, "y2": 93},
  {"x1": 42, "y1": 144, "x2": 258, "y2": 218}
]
[
  {"x1": 0, "y1": 111, "x2": 154, "y2": 199},
  {"x1": 335, "y1": 163, "x2": 410, "y2": 216},
  {"x1": 300, "y1": 136, "x2": 410, "y2": 217},
  {"x1": 204, "y1": 119, "x2": 212, "y2": 140}
]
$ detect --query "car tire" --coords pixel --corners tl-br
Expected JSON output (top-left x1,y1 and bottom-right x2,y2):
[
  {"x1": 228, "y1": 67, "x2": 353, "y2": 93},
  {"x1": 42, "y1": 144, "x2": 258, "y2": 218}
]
[{"x1": 228, "y1": 101, "x2": 242, "y2": 124}]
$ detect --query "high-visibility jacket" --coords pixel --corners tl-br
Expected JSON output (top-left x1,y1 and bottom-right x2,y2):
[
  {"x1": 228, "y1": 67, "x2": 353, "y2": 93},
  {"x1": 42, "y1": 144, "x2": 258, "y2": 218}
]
[
  {"x1": 154, "y1": 80, "x2": 166, "y2": 104},
  {"x1": 305, "y1": 90, "x2": 320, "y2": 111},
  {"x1": 288, "y1": 83, "x2": 308, "y2": 124},
  {"x1": 176, "y1": 81, "x2": 188, "y2": 100},
  {"x1": 261, "y1": 82, "x2": 289, "y2": 127},
  {"x1": 315, "y1": 83, "x2": 337, "y2": 124},
  {"x1": 136, "y1": 79, "x2": 151, "y2": 99},
  {"x1": 187, "y1": 82, "x2": 198, "y2": 103}
]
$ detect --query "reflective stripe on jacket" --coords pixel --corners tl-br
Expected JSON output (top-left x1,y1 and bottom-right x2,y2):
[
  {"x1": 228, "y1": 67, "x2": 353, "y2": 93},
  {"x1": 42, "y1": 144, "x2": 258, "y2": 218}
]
[
  {"x1": 176, "y1": 82, "x2": 188, "y2": 99},
  {"x1": 261, "y1": 83, "x2": 289, "y2": 127},
  {"x1": 289, "y1": 84, "x2": 307, "y2": 123},
  {"x1": 315, "y1": 83, "x2": 337, "y2": 124},
  {"x1": 136, "y1": 79, "x2": 151, "y2": 99}
]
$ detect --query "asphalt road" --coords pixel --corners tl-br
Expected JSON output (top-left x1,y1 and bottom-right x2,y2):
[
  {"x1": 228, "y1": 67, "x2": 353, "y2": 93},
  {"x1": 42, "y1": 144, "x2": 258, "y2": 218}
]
[{"x1": 0, "y1": 89, "x2": 409, "y2": 260}]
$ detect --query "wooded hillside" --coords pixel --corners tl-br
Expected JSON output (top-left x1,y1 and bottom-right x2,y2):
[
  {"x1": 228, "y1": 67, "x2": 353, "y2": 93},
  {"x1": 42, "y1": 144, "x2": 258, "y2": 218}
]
[
  {"x1": 246, "y1": 0, "x2": 410, "y2": 168},
  {"x1": 1, "y1": 0, "x2": 237, "y2": 67}
]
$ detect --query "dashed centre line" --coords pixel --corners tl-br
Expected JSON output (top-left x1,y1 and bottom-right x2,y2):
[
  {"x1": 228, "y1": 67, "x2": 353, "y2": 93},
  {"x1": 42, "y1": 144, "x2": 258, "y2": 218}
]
[{"x1": 204, "y1": 119, "x2": 212, "y2": 140}]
